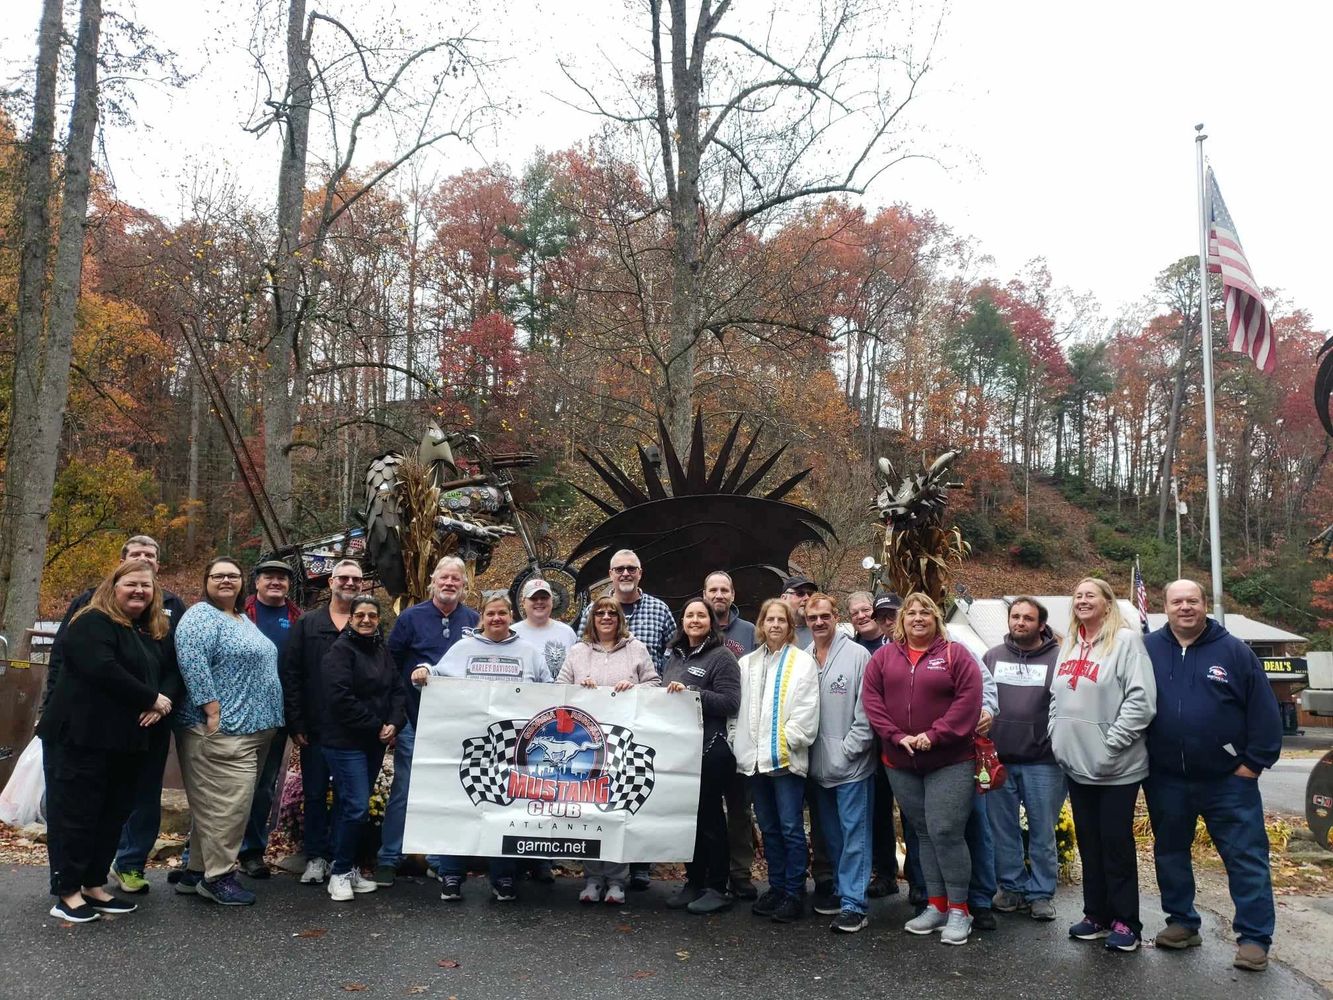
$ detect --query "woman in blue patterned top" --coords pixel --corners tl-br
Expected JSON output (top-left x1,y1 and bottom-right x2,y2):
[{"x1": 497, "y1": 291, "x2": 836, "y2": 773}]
[{"x1": 174, "y1": 556, "x2": 284, "y2": 905}]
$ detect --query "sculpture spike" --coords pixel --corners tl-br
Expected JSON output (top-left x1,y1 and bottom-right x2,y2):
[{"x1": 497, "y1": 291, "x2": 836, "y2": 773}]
[
  {"x1": 595, "y1": 448, "x2": 651, "y2": 506},
  {"x1": 656, "y1": 415, "x2": 689, "y2": 495},
  {"x1": 637, "y1": 445, "x2": 670, "y2": 500},
  {"x1": 734, "y1": 444, "x2": 790, "y2": 497},
  {"x1": 577, "y1": 448, "x2": 644, "y2": 508},
  {"x1": 704, "y1": 415, "x2": 744, "y2": 492},
  {"x1": 684, "y1": 409, "x2": 708, "y2": 491},
  {"x1": 719, "y1": 426, "x2": 763, "y2": 493},
  {"x1": 572, "y1": 483, "x2": 620, "y2": 518},
  {"x1": 764, "y1": 467, "x2": 811, "y2": 501}
]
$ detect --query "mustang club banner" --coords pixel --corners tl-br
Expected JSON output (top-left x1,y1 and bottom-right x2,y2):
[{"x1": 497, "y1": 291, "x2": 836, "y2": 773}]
[{"x1": 403, "y1": 680, "x2": 704, "y2": 862}]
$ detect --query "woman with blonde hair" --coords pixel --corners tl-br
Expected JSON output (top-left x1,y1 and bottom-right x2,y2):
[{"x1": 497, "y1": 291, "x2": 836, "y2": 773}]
[
  {"x1": 557, "y1": 595, "x2": 659, "y2": 904},
  {"x1": 862, "y1": 591, "x2": 983, "y2": 945},
  {"x1": 38, "y1": 559, "x2": 179, "y2": 922},
  {"x1": 732, "y1": 597, "x2": 820, "y2": 924},
  {"x1": 1049, "y1": 577, "x2": 1156, "y2": 953}
]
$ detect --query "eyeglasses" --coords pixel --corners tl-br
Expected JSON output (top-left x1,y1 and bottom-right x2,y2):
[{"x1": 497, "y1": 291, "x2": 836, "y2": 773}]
[
  {"x1": 610, "y1": 565, "x2": 640, "y2": 575},
  {"x1": 351, "y1": 611, "x2": 379, "y2": 620},
  {"x1": 593, "y1": 609, "x2": 620, "y2": 618},
  {"x1": 208, "y1": 573, "x2": 242, "y2": 582},
  {"x1": 333, "y1": 574, "x2": 363, "y2": 582}
]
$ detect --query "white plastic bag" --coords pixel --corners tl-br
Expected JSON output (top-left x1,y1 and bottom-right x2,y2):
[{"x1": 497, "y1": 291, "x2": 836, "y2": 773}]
[{"x1": 0, "y1": 737, "x2": 46, "y2": 826}]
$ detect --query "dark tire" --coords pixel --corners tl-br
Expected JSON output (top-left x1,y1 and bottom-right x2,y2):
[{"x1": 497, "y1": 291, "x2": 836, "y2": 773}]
[{"x1": 510, "y1": 560, "x2": 583, "y2": 625}]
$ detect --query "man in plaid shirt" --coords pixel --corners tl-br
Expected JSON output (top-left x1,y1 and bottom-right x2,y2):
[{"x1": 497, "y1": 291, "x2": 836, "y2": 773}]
[
  {"x1": 575, "y1": 548, "x2": 675, "y2": 893},
  {"x1": 577, "y1": 548, "x2": 676, "y2": 675}
]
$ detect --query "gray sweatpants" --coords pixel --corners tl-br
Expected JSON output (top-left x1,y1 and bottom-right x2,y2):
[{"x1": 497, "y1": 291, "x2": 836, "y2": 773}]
[{"x1": 887, "y1": 760, "x2": 974, "y2": 904}]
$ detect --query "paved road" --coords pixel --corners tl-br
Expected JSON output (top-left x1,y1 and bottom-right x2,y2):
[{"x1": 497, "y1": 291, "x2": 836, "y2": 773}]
[
  {"x1": 1262, "y1": 758, "x2": 1323, "y2": 816},
  {"x1": 0, "y1": 867, "x2": 1326, "y2": 1000}
]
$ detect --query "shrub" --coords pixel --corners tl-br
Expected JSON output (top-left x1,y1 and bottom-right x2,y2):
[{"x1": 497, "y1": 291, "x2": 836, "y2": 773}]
[{"x1": 1011, "y1": 533, "x2": 1051, "y2": 568}]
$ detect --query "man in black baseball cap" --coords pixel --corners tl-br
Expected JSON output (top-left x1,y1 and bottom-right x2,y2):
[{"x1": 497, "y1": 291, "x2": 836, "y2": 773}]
[
  {"x1": 781, "y1": 574, "x2": 818, "y2": 648},
  {"x1": 872, "y1": 592, "x2": 902, "y2": 629}
]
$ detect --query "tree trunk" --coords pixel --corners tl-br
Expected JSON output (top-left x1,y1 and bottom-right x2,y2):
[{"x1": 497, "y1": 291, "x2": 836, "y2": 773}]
[
  {"x1": 0, "y1": 0, "x2": 62, "y2": 631},
  {"x1": 1156, "y1": 320, "x2": 1192, "y2": 540},
  {"x1": 0, "y1": 0, "x2": 100, "y2": 663},
  {"x1": 185, "y1": 363, "x2": 202, "y2": 556},
  {"x1": 264, "y1": 0, "x2": 312, "y2": 531}
]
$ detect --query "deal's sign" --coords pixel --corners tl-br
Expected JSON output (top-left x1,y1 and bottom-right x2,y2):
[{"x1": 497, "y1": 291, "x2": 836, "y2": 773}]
[{"x1": 404, "y1": 680, "x2": 703, "y2": 862}]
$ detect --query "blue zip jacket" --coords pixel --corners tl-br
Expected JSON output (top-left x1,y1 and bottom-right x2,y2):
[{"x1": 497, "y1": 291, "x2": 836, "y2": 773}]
[{"x1": 1143, "y1": 619, "x2": 1281, "y2": 779}]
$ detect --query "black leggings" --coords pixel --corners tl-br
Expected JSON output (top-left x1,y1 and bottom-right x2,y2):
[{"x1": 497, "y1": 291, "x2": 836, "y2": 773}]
[
  {"x1": 1067, "y1": 779, "x2": 1141, "y2": 933},
  {"x1": 686, "y1": 737, "x2": 734, "y2": 892},
  {"x1": 44, "y1": 741, "x2": 143, "y2": 896}
]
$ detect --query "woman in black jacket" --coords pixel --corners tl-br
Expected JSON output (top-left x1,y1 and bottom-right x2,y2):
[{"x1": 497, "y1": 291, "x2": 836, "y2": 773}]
[
  {"x1": 318, "y1": 595, "x2": 406, "y2": 902},
  {"x1": 662, "y1": 598, "x2": 742, "y2": 915},
  {"x1": 37, "y1": 559, "x2": 179, "y2": 923}
]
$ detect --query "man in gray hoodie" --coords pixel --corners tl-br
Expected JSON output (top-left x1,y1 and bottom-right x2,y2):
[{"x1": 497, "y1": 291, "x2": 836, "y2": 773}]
[
  {"x1": 982, "y1": 597, "x2": 1065, "y2": 921},
  {"x1": 805, "y1": 594, "x2": 875, "y2": 933}
]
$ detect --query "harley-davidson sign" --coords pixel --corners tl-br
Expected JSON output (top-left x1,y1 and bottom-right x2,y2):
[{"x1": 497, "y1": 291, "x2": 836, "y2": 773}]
[{"x1": 404, "y1": 680, "x2": 704, "y2": 862}]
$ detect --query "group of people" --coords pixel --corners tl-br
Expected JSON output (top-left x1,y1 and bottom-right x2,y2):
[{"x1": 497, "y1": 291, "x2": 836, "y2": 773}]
[{"x1": 35, "y1": 536, "x2": 1283, "y2": 973}]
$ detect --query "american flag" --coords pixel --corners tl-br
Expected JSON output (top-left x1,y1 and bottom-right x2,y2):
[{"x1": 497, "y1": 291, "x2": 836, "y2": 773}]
[
  {"x1": 1132, "y1": 558, "x2": 1149, "y2": 634},
  {"x1": 1205, "y1": 168, "x2": 1275, "y2": 373}
]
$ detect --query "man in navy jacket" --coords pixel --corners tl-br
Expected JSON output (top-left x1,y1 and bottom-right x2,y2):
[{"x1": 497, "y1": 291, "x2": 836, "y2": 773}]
[{"x1": 1143, "y1": 579, "x2": 1281, "y2": 973}]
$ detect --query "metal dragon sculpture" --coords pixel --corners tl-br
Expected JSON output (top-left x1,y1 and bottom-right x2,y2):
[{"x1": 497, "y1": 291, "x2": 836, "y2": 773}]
[
  {"x1": 869, "y1": 450, "x2": 969, "y2": 604},
  {"x1": 567, "y1": 411, "x2": 836, "y2": 622},
  {"x1": 1311, "y1": 341, "x2": 1333, "y2": 553}
]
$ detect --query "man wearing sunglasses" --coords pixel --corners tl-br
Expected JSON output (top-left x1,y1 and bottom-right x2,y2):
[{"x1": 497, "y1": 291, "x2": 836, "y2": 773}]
[
  {"x1": 281, "y1": 558, "x2": 366, "y2": 887},
  {"x1": 574, "y1": 548, "x2": 674, "y2": 892}
]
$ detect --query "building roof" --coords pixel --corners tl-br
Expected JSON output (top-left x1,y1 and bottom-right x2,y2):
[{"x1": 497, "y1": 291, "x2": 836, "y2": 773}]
[{"x1": 946, "y1": 597, "x2": 1306, "y2": 649}]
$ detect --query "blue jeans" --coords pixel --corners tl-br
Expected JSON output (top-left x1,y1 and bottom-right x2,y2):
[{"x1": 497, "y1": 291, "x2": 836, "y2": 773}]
[
  {"x1": 240, "y1": 731, "x2": 289, "y2": 860},
  {"x1": 377, "y1": 721, "x2": 415, "y2": 868},
  {"x1": 113, "y1": 723, "x2": 172, "y2": 872},
  {"x1": 810, "y1": 776, "x2": 874, "y2": 914},
  {"x1": 750, "y1": 772, "x2": 808, "y2": 898},
  {"x1": 322, "y1": 746, "x2": 386, "y2": 875},
  {"x1": 1145, "y1": 770, "x2": 1275, "y2": 948},
  {"x1": 987, "y1": 761, "x2": 1066, "y2": 902},
  {"x1": 300, "y1": 743, "x2": 334, "y2": 861},
  {"x1": 966, "y1": 790, "x2": 997, "y2": 910}
]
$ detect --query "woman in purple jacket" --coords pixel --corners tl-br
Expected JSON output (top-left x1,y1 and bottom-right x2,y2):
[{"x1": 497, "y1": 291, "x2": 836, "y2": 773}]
[{"x1": 862, "y1": 592, "x2": 982, "y2": 946}]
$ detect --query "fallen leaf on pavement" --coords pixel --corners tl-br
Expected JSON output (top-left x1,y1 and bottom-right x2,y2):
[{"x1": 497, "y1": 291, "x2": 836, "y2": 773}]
[
  {"x1": 614, "y1": 924, "x2": 634, "y2": 933},
  {"x1": 675, "y1": 950, "x2": 690, "y2": 960},
  {"x1": 630, "y1": 970, "x2": 655, "y2": 980},
  {"x1": 437, "y1": 959, "x2": 460, "y2": 969},
  {"x1": 295, "y1": 928, "x2": 328, "y2": 938},
  {"x1": 342, "y1": 985, "x2": 368, "y2": 992},
  {"x1": 405, "y1": 987, "x2": 427, "y2": 995}
]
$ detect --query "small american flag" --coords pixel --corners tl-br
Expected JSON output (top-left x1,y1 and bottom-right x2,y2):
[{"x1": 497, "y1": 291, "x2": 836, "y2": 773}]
[
  {"x1": 1132, "y1": 558, "x2": 1149, "y2": 634},
  {"x1": 1205, "y1": 168, "x2": 1275, "y2": 373}
]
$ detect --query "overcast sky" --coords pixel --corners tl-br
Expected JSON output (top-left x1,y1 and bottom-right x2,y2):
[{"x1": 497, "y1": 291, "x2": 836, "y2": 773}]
[{"x1": 5, "y1": 0, "x2": 1330, "y2": 333}]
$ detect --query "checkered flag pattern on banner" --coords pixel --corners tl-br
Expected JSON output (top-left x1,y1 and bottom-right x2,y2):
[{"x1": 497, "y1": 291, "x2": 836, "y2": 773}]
[
  {"x1": 598, "y1": 724, "x2": 657, "y2": 815},
  {"x1": 459, "y1": 720, "x2": 522, "y2": 805}
]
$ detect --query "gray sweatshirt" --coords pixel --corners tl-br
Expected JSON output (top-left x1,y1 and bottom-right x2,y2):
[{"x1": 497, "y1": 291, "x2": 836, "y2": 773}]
[
  {"x1": 805, "y1": 633, "x2": 875, "y2": 787},
  {"x1": 423, "y1": 630, "x2": 547, "y2": 683},
  {"x1": 1047, "y1": 626, "x2": 1157, "y2": 785}
]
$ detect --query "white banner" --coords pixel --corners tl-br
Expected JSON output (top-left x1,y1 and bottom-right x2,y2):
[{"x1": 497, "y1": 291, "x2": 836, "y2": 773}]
[{"x1": 403, "y1": 680, "x2": 703, "y2": 862}]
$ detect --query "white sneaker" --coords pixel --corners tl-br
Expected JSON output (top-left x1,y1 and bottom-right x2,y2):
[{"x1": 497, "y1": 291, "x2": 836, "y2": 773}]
[
  {"x1": 940, "y1": 908, "x2": 973, "y2": 945},
  {"x1": 348, "y1": 870, "x2": 378, "y2": 894},
  {"x1": 327, "y1": 872, "x2": 353, "y2": 902},
  {"x1": 578, "y1": 879, "x2": 602, "y2": 903},
  {"x1": 300, "y1": 858, "x2": 331, "y2": 884},
  {"x1": 603, "y1": 882, "x2": 626, "y2": 905},
  {"x1": 904, "y1": 906, "x2": 948, "y2": 935}
]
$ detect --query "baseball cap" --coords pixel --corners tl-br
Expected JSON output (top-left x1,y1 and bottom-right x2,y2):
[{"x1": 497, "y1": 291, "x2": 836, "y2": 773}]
[
  {"x1": 873, "y1": 593, "x2": 903, "y2": 616},
  {"x1": 253, "y1": 559, "x2": 294, "y2": 579},
  {"x1": 521, "y1": 578, "x2": 553, "y2": 599},
  {"x1": 781, "y1": 574, "x2": 817, "y2": 593}
]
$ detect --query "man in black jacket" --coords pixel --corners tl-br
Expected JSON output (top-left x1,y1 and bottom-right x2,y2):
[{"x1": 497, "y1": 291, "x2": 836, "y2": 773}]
[
  {"x1": 281, "y1": 558, "x2": 364, "y2": 886},
  {"x1": 43, "y1": 535, "x2": 186, "y2": 896}
]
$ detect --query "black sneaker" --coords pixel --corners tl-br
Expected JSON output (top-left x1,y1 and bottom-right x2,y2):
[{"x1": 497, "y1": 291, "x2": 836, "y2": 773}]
[
  {"x1": 238, "y1": 854, "x2": 270, "y2": 879},
  {"x1": 751, "y1": 888, "x2": 782, "y2": 917},
  {"x1": 831, "y1": 908, "x2": 868, "y2": 934},
  {"x1": 972, "y1": 907, "x2": 998, "y2": 931},
  {"x1": 867, "y1": 876, "x2": 898, "y2": 898},
  {"x1": 49, "y1": 898, "x2": 101, "y2": 923},
  {"x1": 628, "y1": 869, "x2": 652, "y2": 892},
  {"x1": 87, "y1": 896, "x2": 138, "y2": 914},
  {"x1": 529, "y1": 861, "x2": 555, "y2": 884},
  {"x1": 440, "y1": 875, "x2": 464, "y2": 901},
  {"x1": 373, "y1": 864, "x2": 397, "y2": 888},
  {"x1": 666, "y1": 884, "x2": 704, "y2": 910},
  {"x1": 491, "y1": 877, "x2": 518, "y2": 902},
  {"x1": 770, "y1": 895, "x2": 804, "y2": 923},
  {"x1": 730, "y1": 878, "x2": 758, "y2": 900},
  {"x1": 812, "y1": 887, "x2": 842, "y2": 916}
]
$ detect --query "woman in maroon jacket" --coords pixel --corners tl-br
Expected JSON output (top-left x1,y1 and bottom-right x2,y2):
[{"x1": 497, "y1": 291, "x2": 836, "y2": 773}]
[{"x1": 862, "y1": 592, "x2": 982, "y2": 946}]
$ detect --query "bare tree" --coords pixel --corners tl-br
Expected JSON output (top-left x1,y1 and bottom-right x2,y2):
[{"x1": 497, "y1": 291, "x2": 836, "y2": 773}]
[
  {"x1": 564, "y1": 0, "x2": 941, "y2": 446},
  {"x1": 0, "y1": 0, "x2": 102, "y2": 661},
  {"x1": 249, "y1": 1, "x2": 490, "y2": 532}
]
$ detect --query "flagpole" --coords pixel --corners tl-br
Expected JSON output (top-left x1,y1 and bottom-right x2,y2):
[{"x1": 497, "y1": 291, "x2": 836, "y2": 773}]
[{"x1": 1194, "y1": 124, "x2": 1226, "y2": 624}]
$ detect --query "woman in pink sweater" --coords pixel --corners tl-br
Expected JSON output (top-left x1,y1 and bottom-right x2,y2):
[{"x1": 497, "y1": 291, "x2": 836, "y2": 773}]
[{"x1": 555, "y1": 596, "x2": 659, "y2": 903}]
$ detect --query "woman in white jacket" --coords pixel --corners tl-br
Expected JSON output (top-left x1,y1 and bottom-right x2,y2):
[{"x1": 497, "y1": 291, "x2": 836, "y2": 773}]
[{"x1": 732, "y1": 597, "x2": 820, "y2": 924}]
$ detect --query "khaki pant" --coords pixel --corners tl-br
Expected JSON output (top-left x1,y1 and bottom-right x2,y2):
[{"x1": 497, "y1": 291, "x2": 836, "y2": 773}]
[{"x1": 177, "y1": 727, "x2": 275, "y2": 880}]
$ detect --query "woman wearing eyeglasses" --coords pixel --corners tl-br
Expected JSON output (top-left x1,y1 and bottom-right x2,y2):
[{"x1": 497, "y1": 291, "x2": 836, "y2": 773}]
[
  {"x1": 317, "y1": 595, "x2": 406, "y2": 903},
  {"x1": 557, "y1": 596, "x2": 659, "y2": 904},
  {"x1": 173, "y1": 556, "x2": 285, "y2": 905}
]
